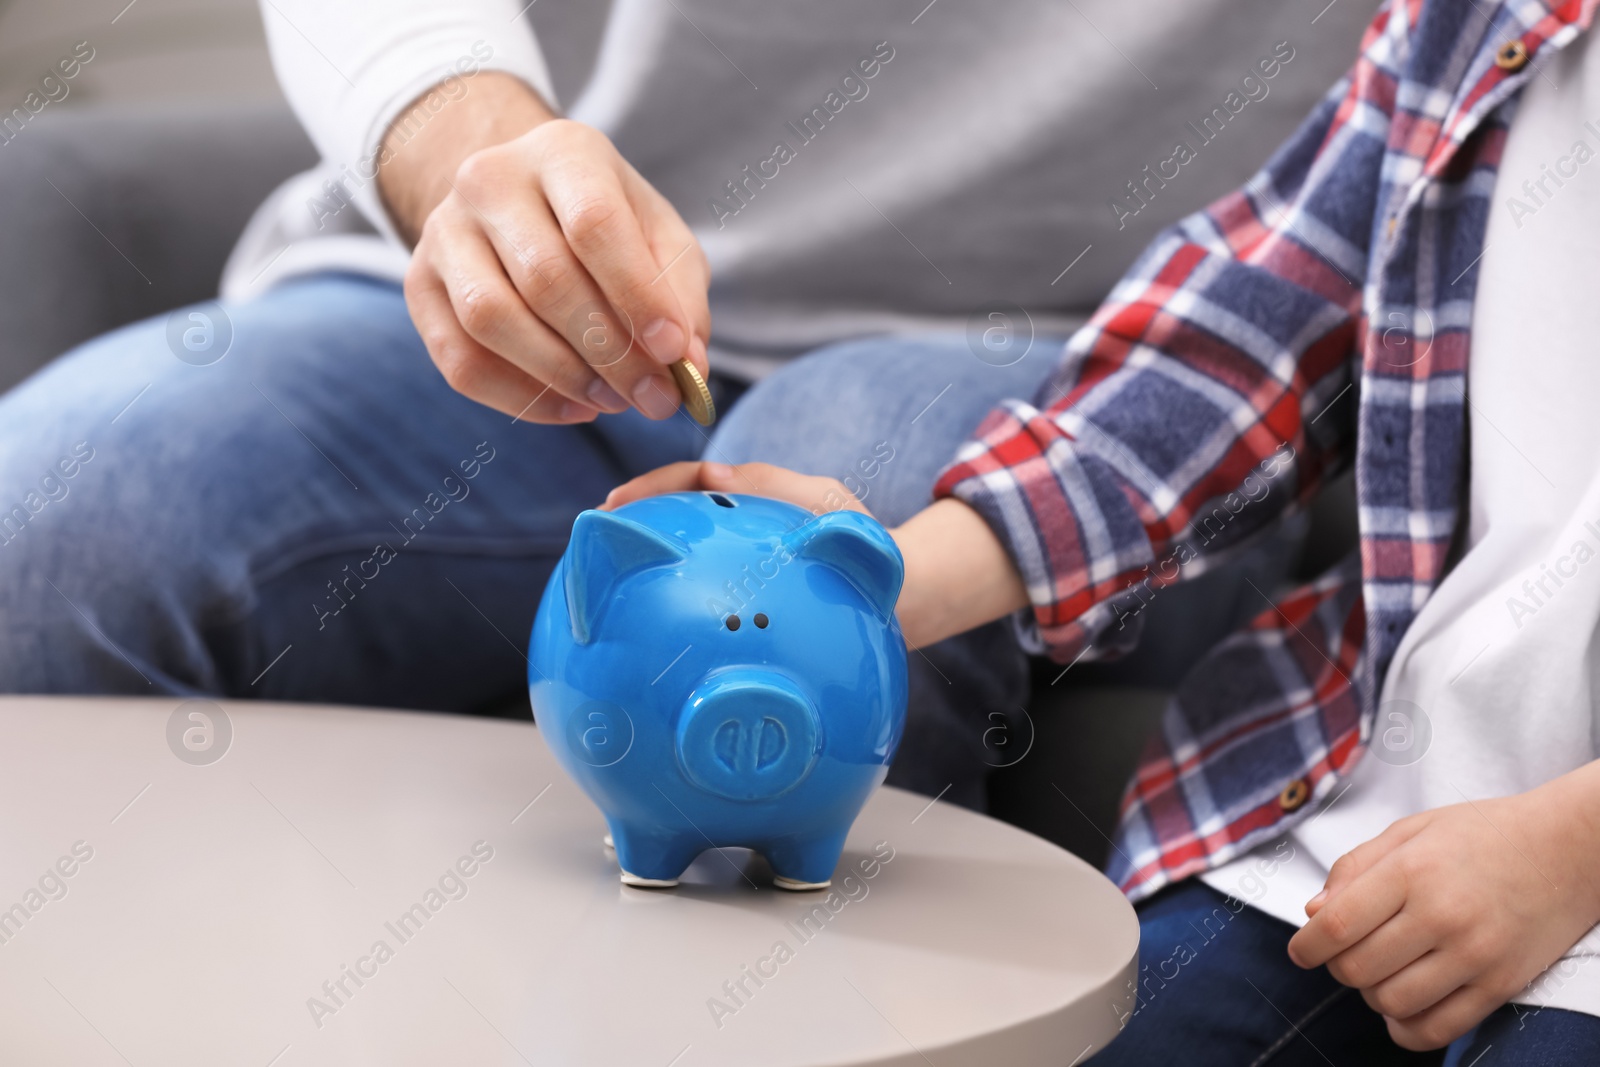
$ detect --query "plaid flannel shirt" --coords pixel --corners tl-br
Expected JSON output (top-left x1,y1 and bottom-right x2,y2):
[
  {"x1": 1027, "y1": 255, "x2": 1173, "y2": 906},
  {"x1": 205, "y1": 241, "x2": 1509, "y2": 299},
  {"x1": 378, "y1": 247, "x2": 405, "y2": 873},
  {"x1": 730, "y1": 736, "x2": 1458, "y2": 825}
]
[{"x1": 934, "y1": 0, "x2": 1597, "y2": 901}]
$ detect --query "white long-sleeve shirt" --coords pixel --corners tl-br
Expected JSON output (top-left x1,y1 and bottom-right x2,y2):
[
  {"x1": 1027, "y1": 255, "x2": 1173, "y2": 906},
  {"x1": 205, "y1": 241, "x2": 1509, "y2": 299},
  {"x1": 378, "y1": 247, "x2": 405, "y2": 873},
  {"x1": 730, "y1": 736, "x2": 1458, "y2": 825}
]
[{"x1": 225, "y1": 0, "x2": 1376, "y2": 377}]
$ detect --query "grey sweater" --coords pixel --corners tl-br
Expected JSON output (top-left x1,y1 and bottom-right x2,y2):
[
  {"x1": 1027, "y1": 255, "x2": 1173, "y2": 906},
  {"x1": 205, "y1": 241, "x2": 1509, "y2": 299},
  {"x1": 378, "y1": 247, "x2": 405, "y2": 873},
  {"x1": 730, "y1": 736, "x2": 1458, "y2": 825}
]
[{"x1": 229, "y1": 0, "x2": 1375, "y2": 377}]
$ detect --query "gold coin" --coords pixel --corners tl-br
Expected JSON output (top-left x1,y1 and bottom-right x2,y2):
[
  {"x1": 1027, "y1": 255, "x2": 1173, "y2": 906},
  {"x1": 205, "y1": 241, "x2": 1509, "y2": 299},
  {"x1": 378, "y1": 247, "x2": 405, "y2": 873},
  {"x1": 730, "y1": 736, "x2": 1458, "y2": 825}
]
[{"x1": 670, "y1": 358, "x2": 716, "y2": 426}]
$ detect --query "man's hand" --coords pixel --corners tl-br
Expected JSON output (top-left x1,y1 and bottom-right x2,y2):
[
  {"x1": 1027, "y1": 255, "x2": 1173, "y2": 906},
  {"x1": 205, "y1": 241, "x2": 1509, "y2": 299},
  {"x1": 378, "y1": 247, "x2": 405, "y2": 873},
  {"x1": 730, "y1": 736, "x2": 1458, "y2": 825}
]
[
  {"x1": 379, "y1": 73, "x2": 710, "y2": 423},
  {"x1": 1289, "y1": 770, "x2": 1600, "y2": 1050},
  {"x1": 602, "y1": 460, "x2": 1030, "y2": 649}
]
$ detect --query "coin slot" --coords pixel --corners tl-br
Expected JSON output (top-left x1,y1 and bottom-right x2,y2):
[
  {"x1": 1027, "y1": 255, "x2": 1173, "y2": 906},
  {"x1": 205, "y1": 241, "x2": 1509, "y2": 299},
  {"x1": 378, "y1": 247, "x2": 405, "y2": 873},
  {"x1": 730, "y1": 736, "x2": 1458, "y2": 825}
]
[{"x1": 707, "y1": 492, "x2": 737, "y2": 508}]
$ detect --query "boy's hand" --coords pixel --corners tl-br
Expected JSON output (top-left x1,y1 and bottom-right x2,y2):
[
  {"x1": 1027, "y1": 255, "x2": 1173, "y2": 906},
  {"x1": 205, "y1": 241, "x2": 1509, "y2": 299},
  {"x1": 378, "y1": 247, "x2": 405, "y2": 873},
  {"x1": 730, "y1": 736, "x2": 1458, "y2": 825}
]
[
  {"x1": 600, "y1": 461, "x2": 870, "y2": 517},
  {"x1": 602, "y1": 460, "x2": 1030, "y2": 649},
  {"x1": 1289, "y1": 776, "x2": 1600, "y2": 1050}
]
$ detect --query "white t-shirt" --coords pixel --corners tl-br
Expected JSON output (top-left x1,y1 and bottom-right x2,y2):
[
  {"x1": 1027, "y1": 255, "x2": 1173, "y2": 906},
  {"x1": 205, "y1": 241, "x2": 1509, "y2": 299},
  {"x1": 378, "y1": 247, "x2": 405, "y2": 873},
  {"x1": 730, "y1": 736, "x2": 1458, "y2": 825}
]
[{"x1": 1203, "y1": 26, "x2": 1600, "y2": 1018}]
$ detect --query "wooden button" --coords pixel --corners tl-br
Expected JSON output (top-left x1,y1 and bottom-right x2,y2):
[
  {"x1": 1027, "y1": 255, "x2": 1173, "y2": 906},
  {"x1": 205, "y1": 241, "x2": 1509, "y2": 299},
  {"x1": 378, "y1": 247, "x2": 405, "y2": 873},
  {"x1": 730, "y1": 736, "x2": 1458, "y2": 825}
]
[
  {"x1": 1495, "y1": 40, "x2": 1529, "y2": 71},
  {"x1": 1278, "y1": 777, "x2": 1311, "y2": 812}
]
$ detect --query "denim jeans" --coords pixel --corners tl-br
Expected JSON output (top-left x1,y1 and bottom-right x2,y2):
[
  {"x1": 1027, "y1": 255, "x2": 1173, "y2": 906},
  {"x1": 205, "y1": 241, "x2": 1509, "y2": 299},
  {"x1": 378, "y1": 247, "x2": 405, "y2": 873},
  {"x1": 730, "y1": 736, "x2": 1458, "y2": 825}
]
[
  {"x1": 1090, "y1": 879, "x2": 1600, "y2": 1065},
  {"x1": 0, "y1": 273, "x2": 1065, "y2": 804}
]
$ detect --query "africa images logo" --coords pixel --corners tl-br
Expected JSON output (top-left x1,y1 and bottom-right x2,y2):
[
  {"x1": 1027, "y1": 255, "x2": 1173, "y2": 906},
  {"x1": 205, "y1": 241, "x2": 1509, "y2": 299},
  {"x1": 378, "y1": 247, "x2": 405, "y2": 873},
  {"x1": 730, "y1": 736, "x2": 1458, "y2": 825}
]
[
  {"x1": 1108, "y1": 41, "x2": 1296, "y2": 231},
  {"x1": 166, "y1": 699, "x2": 233, "y2": 766},
  {"x1": 707, "y1": 41, "x2": 896, "y2": 228}
]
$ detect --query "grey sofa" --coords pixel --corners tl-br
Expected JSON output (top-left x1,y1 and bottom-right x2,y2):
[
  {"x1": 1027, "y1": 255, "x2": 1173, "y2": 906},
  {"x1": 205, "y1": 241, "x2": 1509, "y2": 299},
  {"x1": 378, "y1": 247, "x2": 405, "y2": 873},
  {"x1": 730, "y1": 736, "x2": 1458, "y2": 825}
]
[{"x1": 0, "y1": 101, "x2": 1357, "y2": 869}]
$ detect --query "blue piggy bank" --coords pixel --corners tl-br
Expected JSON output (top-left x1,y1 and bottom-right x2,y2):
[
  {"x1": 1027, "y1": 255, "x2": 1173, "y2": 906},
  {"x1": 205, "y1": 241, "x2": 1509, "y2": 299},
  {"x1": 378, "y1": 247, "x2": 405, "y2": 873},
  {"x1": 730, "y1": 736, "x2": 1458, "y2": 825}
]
[{"x1": 529, "y1": 491, "x2": 908, "y2": 890}]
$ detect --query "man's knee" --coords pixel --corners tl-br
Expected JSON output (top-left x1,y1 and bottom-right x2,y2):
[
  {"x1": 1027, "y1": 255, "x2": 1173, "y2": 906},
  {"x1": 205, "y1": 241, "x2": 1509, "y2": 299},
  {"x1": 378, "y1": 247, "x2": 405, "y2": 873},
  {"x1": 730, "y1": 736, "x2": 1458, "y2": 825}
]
[
  {"x1": 0, "y1": 474, "x2": 80, "y2": 554},
  {"x1": 715, "y1": 339, "x2": 962, "y2": 523},
  {"x1": 715, "y1": 343, "x2": 888, "y2": 464},
  {"x1": 0, "y1": 468, "x2": 148, "y2": 691}
]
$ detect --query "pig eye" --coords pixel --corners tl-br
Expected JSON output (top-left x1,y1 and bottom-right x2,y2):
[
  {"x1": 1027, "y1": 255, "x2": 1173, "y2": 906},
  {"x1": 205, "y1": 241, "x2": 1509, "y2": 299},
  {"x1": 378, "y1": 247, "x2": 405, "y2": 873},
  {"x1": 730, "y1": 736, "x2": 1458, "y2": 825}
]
[
  {"x1": 754, "y1": 613, "x2": 769, "y2": 628},
  {"x1": 725, "y1": 614, "x2": 741, "y2": 631}
]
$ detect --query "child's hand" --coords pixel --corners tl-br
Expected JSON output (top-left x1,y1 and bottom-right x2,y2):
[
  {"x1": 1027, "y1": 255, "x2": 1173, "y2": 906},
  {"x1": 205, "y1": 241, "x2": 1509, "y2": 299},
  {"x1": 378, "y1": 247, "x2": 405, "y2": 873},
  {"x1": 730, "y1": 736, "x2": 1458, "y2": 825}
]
[
  {"x1": 601, "y1": 460, "x2": 1030, "y2": 649},
  {"x1": 1288, "y1": 777, "x2": 1600, "y2": 1050},
  {"x1": 600, "y1": 461, "x2": 872, "y2": 517}
]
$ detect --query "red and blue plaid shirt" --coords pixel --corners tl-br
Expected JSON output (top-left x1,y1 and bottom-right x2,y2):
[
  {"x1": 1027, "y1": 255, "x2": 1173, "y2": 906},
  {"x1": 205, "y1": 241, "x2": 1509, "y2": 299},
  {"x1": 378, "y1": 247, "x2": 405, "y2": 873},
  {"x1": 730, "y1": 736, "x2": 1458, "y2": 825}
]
[{"x1": 935, "y1": 0, "x2": 1597, "y2": 901}]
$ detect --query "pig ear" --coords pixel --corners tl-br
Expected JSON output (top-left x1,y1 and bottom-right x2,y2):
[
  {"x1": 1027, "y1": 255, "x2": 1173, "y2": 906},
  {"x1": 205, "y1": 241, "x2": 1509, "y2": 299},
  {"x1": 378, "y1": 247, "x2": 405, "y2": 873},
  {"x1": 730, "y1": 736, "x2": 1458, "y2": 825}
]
[
  {"x1": 565, "y1": 510, "x2": 686, "y2": 644},
  {"x1": 782, "y1": 511, "x2": 904, "y2": 620}
]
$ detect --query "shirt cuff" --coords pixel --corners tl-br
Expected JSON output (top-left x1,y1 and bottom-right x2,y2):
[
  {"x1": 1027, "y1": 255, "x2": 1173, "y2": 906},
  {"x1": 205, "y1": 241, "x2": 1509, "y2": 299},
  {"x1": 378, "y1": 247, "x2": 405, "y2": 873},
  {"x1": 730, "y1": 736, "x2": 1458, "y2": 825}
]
[{"x1": 933, "y1": 399, "x2": 1156, "y2": 662}]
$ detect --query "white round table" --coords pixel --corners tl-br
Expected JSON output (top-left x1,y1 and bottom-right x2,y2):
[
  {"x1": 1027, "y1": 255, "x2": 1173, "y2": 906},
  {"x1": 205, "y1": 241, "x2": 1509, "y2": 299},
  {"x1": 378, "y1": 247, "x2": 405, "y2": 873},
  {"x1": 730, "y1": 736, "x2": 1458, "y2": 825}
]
[{"x1": 0, "y1": 697, "x2": 1137, "y2": 1066}]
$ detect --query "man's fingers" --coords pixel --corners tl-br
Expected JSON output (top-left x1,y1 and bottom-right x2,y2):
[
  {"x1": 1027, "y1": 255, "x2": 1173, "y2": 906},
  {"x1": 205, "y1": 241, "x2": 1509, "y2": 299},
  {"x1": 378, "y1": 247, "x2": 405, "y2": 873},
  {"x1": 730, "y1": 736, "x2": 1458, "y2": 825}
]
[
  {"x1": 601, "y1": 462, "x2": 707, "y2": 510},
  {"x1": 633, "y1": 175, "x2": 712, "y2": 345},
  {"x1": 450, "y1": 159, "x2": 678, "y2": 419},
  {"x1": 430, "y1": 221, "x2": 628, "y2": 413},
  {"x1": 661, "y1": 273, "x2": 710, "y2": 380},
  {"x1": 450, "y1": 193, "x2": 668, "y2": 416},
  {"x1": 543, "y1": 159, "x2": 693, "y2": 367},
  {"x1": 656, "y1": 240, "x2": 710, "y2": 338},
  {"x1": 405, "y1": 266, "x2": 595, "y2": 423},
  {"x1": 458, "y1": 188, "x2": 615, "y2": 359},
  {"x1": 410, "y1": 120, "x2": 707, "y2": 422},
  {"x1": 683, "y1": 335, "x2": 710, "y2": 380},
  {"x1": 1289, "y1": 856, "x2": 1410, "y2": 968}
]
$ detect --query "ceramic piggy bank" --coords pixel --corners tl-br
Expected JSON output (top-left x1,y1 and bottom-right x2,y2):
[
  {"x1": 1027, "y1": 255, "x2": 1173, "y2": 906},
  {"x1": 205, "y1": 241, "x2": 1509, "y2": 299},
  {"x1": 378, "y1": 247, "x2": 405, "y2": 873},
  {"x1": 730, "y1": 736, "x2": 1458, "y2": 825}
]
[{"x1": 529, "y1": 490, "x2": 908, "y2": 890}]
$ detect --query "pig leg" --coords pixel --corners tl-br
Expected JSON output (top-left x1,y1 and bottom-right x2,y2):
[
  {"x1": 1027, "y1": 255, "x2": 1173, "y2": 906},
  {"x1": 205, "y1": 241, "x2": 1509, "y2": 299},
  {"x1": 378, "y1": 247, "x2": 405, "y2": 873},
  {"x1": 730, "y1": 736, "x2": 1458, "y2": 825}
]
[
  {"x1": 609, "y1": 822, "x2": 700, "y2": 888},
  {"x1": 763, "y1": 829, "x2": 849, "y2": 891}
]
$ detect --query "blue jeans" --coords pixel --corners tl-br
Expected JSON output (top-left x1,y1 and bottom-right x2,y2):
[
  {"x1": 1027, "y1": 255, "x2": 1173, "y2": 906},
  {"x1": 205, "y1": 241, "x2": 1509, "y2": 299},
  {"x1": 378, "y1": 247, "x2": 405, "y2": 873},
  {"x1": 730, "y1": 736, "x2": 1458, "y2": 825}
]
[
  {"x1": 1090, "y1": 879, "x2": 1600, "y2": 1065},
  {"x1": 0, "y1": 274, "x2": 1060, "y2": 804}
]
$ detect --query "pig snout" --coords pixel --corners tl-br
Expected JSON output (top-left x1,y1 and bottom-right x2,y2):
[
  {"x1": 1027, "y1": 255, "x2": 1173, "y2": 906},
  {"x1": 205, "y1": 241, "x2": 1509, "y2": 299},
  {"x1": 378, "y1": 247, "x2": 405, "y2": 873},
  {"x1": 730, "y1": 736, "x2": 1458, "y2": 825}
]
[{"x1": 675, "y1": 670, "x2": 822, "y2": 801}]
